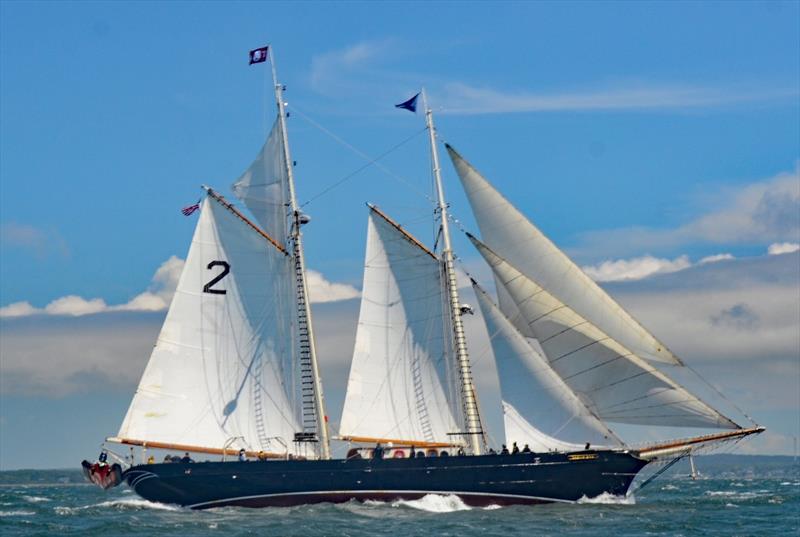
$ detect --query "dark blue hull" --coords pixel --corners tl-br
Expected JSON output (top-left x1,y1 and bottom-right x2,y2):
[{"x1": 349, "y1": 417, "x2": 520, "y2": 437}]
[{"x1": 123, "y1": 450, "x2": 649, "y2": 509}]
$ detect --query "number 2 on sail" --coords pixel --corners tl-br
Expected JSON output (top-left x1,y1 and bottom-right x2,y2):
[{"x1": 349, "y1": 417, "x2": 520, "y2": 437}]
[{"x1": 203, "y1": 261, "x2": 230, "y2": 294}]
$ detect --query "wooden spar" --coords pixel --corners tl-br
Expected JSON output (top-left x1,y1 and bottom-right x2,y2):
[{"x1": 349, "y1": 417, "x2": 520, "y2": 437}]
[
  {"x1": 368, "y1": 204, "x2": 438, "y2": 260},
  {"x1": 106, "y1": 437, "x2": 287, "y2": 459},
  {"x1": 338, "y1": 435, "x2": 463, "y2": 449},
  {"x1": 636, "y1": 426, "x2": 765, "y2": 458},
  {"x1": 203, "y1": 186, "x2": 288, "y2": 255}
]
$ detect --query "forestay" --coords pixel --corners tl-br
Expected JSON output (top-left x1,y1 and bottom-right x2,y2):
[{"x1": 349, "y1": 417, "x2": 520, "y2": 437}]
[
  {"x1": 447, "y1": 144, "x2": 680, "y2": 366},
  {"x1": 470, "y1": 235, "x2": 740, "y2": 430},
  {"x1": 231, "y1": 117, "x2": 290, "y2": 246},
  {"x1": 339, "y1": 209, "x2": 461, "y2": 444},
  {"x1": 473, "y1": 283, "x2": 621, "y2": 451},
  {"x1": 117, "y1": 195, "x2": 303, "y2": 455}
]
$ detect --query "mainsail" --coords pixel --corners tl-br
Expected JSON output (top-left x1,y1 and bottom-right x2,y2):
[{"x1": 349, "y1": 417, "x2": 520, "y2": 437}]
[
  {"x1": 339, "y1": 208, "x2": 462, "y2": 445},
  {"x1": 469, "y1": 234, "x2": 739, "y2": 430},
  {"x1": 231, "y1": 118, "x2": 290, "y2": 246},
  {"x1": 446, "y1": 144, "x2": 681, "y2": 366},
  {"x1": 117, "y1": 193, "x2": 303, "y2": 455},
  {"x1": 472, "y1": 282, "x2": 622, "y2": 451}
]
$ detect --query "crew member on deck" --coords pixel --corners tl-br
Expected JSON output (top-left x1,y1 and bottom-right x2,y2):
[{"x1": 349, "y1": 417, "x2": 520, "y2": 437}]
[
  {"x1": 372, "y1": 443, "x2": 384, "y2": 459},
  {"x1": 500, "y1": 444, "x2": 509, "y2": 455},
  {"x1": 238, "y1": 448, "x2": 247, "y2": 462},
  {"x1": 512, "y1": 442, "x2": 520, "y2": 454},
  {"x1": 181, "y1": 452, "x2": 194, "y2": 463},
  {"x1": 522, "y1": 444, "x2": 531, "y2": 454}
]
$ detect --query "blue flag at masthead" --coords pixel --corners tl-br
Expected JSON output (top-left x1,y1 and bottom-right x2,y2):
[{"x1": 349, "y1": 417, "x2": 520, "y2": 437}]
[{"x1": 395, "y1": 92, "x2": 420, "y2": 113}]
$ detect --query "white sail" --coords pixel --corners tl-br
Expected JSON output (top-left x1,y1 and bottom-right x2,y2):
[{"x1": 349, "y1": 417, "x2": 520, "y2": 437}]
[
  {"x1": 470, "y1": 235, "x2": 739, "y2": 430},
  {"x1": 231, "y1": 117, "x2": 289, "y2": 246},
  {"x1": 339, "y1": 209, "x2": 461, "y2": 444},
  {"x1": 117, "y1": 195, "x2": 303, "y2": 455},
  {"x1": 473, "y1": 283, "x2": 621, "y2": 451},
  {"x1": 447, "y1": 145, "x2": 680, "y2": 365}
]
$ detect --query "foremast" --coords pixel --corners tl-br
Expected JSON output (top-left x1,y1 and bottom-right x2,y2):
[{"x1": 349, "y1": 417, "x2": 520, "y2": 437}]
[
  {"x1": 269, "y1": 50, "x2": 331, "y2": 459},
  {"x1": 422, "y1": 91, "x2": 483, "y2": 455}
]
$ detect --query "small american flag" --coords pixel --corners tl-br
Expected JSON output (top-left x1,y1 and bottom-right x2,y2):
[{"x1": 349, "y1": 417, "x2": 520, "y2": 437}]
[{"x1": 181, "y1": 202, "x2": 200, "y2": 216}]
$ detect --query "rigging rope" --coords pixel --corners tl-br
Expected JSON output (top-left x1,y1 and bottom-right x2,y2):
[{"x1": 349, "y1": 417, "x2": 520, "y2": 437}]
[
  {"x1": 285, "y1": 104, "x2": 432, "y2": 208},
  {"x1": 682, "y1": 362, "x2": 759, "y2": 427}
]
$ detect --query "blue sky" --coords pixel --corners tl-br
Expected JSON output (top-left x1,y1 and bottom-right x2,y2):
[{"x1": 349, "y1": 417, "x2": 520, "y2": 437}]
[{"x1": 1, "y1": 1, "x2": 798, "y2": 469}]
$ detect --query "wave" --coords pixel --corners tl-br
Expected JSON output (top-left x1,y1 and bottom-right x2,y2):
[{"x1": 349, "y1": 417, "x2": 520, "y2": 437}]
[
  {"x1": 23, "y1": 495, "x2": 51, "y2": 503},
  {"x1": 393, "y1": 494, "x2": 472, "y2": 513},
  {"x1": 577, "y1": 492, "x2": 635, "y2": 505},
  {"x1": 0, "y1": 510, "x2": 36, "y2": 517},
  {"x1": 55, "y1": 498, "x2": 181, "y2": 515}
]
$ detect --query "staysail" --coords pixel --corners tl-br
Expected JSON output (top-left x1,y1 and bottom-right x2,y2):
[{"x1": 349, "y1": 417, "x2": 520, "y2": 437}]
[
  {"x1": 446, "y1": 144, "x2": 681, "y2": 366},
  {"x1": 472, "y1": 282, "x2": 622, "y2": 451},
  {"x1": 469, "y1": 235, "x2": 739, "y2": 430},
  {"x1": 339, "y1": 207, "x2": 462, "y2": 445},
  {"x1": 116, "y1": 193, "x2": 304, "y2": 456},
  {"x1": 231, "y1": 117, "x2": 290, "y2": 246}
]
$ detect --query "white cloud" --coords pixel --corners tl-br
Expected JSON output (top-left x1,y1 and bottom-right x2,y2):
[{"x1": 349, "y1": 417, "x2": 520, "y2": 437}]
[
  {"x1": 768, "y1": 242, "x2": 800, "y2": 255},
  {"x1": 439, "y1": 82, "x2": 798, "y2": 115},
  {"x1": 0, "y1": 301, "x2": 38, "y2": 318},
  {"x1": 112, "y1": 255, "x2": 184, "y2": 312},
  {"x1": 306, "y1": 270, "x2": 360, "y2": 303},
  {"x1": 582, "y1": 255, "x2": 690, "y2": 282},
  {"x1": 44, "y1": 295, "x2": 107, "y2": 316},
  {"x1": 1, "y1": 222, "x2": 69, "y2": 258},
  {"x1": 306, "y1": 40, "x2": 797, "y2": 115},
  {"x1": 576, "y1": 165, "x2": 800, "y2": 259},
  {"x1": 581, "y1": 251, "x2": 738, "y2": 282},
  {"x1": 698, "y1": 253, "x2": 735, "y2": 264},
  {"x1": 0, "y1": 256, "x2": 359, "y2": 318}
]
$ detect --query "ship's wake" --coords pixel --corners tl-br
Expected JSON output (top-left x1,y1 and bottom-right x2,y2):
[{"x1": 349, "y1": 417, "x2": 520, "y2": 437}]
[
  {"x1": 55, "y1": 497, "x2": 181, "y2": 515},
  {"x1": 576, "y1": 492, "x2": 636, "y2": 505}
]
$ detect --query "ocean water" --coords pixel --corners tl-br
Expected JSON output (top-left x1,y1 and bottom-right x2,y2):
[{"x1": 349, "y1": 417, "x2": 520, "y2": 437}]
[{"x1": 0, "y1": 462, "x2": 797, "y2": 537}]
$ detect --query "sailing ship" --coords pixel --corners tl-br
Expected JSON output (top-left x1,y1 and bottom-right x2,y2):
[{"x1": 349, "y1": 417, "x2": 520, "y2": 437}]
[{"x1": 82, "y1": 48, "x2": 763, "y2": 508}]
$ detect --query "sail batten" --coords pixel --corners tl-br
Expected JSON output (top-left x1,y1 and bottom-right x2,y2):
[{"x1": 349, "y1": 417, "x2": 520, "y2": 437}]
[
  {"x1": 470, "y1": 235, "x2": 739, "y2": 430},
  {"x1": 473, "y1": 282, "x2": 621, "y2": 450}
]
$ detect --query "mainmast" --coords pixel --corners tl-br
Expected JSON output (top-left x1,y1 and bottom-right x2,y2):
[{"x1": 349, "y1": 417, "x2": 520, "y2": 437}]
[
  {"x1": 269, "y1": 49, "x2": 331, "y2": 459},
  {"x1": 422, "y1": 90, "x2": 483, "y2": 455}
]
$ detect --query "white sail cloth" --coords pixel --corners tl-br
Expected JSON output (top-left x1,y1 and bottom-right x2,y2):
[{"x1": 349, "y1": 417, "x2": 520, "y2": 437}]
[
  {"x1": 470, "y1": 236, "x2": 739, "y2": 430},
  {"x1": 447, "y1": 144, "x2": 680, "y2": 366},
  {"x1": 231, "y1": 117, "x2": 289, "y2": 245},
  {"x1": 339, "y1": 209, "x2": 461, "y2": 443},
  {"x1": 473, "y1": 283, "x2": 621, "y2": 451},
  {"x1": 117, "y1": 195, "x2": 303, "y2": 455}
]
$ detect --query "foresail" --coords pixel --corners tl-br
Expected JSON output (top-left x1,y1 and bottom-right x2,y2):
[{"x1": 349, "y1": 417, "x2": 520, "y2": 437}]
[
  {"x1": 446, "y1": 144, "x2": 680, "y2": 365},
  {"x1": 231, "y1": 117, "x2": 289, "y2": 246},
  {"x1": 117, "y1": 195, "x2": 303, "y2": 455},
  {"x1": 470, "y1": 235, "x2": 740, "y2": 430},
  {"x1": 473, "y1": 283, "x2": 621, "y2": 451},
  {"x1": 339, "y1": 209, "x2": 461, "y2": 444}
]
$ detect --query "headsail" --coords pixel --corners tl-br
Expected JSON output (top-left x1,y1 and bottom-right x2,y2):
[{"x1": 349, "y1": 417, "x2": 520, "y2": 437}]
[
  {"x1": 470, "y1": 235, "x2": 740, "y2": 430},
  {"x1": 231, "y1": 117, "x2": 290, "y2": 246},
  {"x1": 473, "y1": 282, "x2": 622, "y2": 451},
  {"x1": 116, "y1": 194, "x2": 303, "y2": 456},
  {"x1": 446, "y1": 144, "x2": 681, "y2": 365},
  {"x1": 339, "y1": 208, "x2": 462, "y2": 445}
]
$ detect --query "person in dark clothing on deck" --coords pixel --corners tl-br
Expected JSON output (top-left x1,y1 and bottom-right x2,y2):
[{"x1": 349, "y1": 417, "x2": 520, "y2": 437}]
[
  {"x1": 372, "y1": 443, "x2": 384, "y2": 460},
  {"x1": 522, "y1": 444, "x2": 531, "y2": 454},
  {"x1": 180, "y1": 452, "x2": 194, "y2": 463},
  {"x1": 500, "y1": 444, "x2": 509, "y2": 455},
  {"x1": 512, "y1": 442, "x2": 520, "y2": 454}
]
